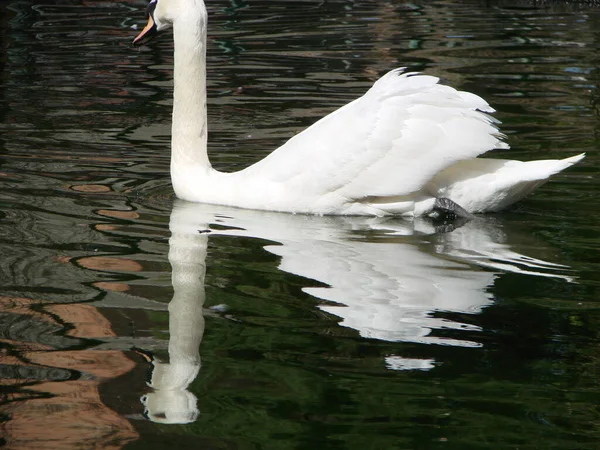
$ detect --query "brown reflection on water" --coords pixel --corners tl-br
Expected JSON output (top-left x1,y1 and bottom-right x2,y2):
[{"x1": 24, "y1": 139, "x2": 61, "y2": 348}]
[
  {"x1": 0, "y1": 297, "x2": 139, "y2": 449},
  {"x1": 70, "y1": 184, "x2": 113, "y2": 193},
  {"x1": 78, "y1": 256, "x2": 143, "y2": 273}
]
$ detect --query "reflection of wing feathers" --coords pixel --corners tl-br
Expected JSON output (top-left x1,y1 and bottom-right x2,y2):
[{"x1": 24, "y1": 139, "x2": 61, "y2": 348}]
[
  {"x1": 170, "y1": 201, "x2": 575, "y2": 346},
  {"x1": 246, "y1": 69, "x2": 507, "y2": 200}
]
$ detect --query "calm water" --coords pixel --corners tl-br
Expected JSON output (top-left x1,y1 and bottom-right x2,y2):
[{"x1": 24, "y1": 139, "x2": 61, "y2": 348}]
[{"x1": 0, "y1": 0, "x2": 599, "y2": 448}]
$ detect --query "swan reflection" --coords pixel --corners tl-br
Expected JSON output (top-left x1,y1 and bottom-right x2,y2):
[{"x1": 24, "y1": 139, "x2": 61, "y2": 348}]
[
  {"x1": 140, "y1": 211, "x2": 207, "y2": 424},
  {"x1": 141, "y1": 200, "x2": 572, "y2": 423}
]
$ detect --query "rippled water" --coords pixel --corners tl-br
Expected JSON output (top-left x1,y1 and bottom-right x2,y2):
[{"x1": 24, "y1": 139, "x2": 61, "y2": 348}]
[{"x1": 0, "y1": 0, "x2": 599, "y2": 448}]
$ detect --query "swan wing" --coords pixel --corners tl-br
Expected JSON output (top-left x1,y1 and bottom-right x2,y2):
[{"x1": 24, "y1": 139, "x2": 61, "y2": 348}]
[{"x1": 243, "y1": 68, "x2": 508, "y2": 200}]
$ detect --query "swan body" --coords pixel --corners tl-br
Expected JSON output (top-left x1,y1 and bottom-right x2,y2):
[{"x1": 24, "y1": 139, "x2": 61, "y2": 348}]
[{"x1": 134, "y1": 0, "x2": 584, "y2": 217}]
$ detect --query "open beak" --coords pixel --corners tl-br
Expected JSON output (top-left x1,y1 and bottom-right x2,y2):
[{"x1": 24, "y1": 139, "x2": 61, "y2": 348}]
[{"x1": 133, "y1": 14, "x2": 157, "y2": 46}]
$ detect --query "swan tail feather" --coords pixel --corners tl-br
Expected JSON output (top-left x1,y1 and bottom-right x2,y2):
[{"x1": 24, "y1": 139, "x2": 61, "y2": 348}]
[{"x1": 427, "y1": 153, "x2": 585, "y2": 213}]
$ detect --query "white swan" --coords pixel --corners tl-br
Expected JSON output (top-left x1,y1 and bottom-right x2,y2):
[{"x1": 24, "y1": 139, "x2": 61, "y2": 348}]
[{"x1": 133, "y1": 0, "x2": 584, "y2": 217}]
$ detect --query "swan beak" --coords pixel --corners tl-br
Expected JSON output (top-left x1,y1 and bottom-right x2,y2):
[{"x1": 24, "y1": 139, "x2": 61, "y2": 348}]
[{"x1": 133, "y1": 15, "x2": 157, "y2": 46}]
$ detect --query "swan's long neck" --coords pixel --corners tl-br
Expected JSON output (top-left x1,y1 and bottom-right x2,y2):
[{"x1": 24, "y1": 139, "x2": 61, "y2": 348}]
[{"x1": 171, "y1": 6, "x2": 210, "y2": 180}]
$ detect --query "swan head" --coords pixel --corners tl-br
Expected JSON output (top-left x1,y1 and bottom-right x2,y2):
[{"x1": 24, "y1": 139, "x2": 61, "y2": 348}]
[
  {"x1": 132, "y1": 0, "x2": 176, "y2": 46},
  {"x1": 133, "y1": 0, "x2": 207, "y2": 46}
]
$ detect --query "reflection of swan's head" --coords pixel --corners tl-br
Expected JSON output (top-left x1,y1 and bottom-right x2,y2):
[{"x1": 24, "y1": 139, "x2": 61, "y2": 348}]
[
  {"x1": 140, "y1": 357, "x2": 201, "y2": 424},
  {"x1": 141, "y1": 390, "x2": 199, "y2": 425}
]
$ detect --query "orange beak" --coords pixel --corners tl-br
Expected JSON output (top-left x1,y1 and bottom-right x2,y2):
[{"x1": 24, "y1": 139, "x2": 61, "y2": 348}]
[{"x1": 133, "y1": 14, "x2": 157, "y2": 46}]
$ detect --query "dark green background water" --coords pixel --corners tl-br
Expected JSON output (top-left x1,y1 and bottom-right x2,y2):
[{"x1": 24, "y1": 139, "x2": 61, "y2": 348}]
[{"x1": 0, "y1": 0, "x2": 598, "y2": 448}]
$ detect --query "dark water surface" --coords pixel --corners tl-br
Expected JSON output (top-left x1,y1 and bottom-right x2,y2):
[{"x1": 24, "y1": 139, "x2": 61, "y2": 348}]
[{"x1": 0, "y1": 0, "x2": 599, "y2": 448}]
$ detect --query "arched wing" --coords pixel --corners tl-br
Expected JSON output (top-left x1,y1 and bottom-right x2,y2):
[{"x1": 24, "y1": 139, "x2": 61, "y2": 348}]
[{"x1": 242, "y1": 69, "x2": 508, "y2": 200}]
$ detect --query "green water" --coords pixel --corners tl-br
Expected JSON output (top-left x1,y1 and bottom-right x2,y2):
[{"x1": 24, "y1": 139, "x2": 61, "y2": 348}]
[{"x1": 0, "y1": 1, "x2": 598, "y2": 449}]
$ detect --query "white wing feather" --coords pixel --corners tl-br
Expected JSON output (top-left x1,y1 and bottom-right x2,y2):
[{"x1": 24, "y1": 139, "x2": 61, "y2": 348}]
[{"x1": 243, "y1": 69, "x2": 508, "y2": 200}]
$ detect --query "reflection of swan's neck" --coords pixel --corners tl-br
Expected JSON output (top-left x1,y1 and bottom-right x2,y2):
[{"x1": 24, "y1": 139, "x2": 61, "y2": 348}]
[
  {"x1": 167, "y1": 231, "x2": 207, "y2": 368},
  {"x1": 141, "y1": 227, "x2": 208, "y2": 424},
  {"x1": 171, "y1": 8, "x2": 210, "y2": 183}
]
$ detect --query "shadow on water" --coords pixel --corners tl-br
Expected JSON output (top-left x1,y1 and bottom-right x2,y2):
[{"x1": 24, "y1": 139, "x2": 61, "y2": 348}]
[{"x1": 0, "y1": 0, "x2": 599, "y2": 448}]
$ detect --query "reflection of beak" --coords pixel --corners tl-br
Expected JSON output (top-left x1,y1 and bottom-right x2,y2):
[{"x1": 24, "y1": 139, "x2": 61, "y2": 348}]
[{"x1": 133, "y1": 14, "x2": 157, "y2": 46}]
